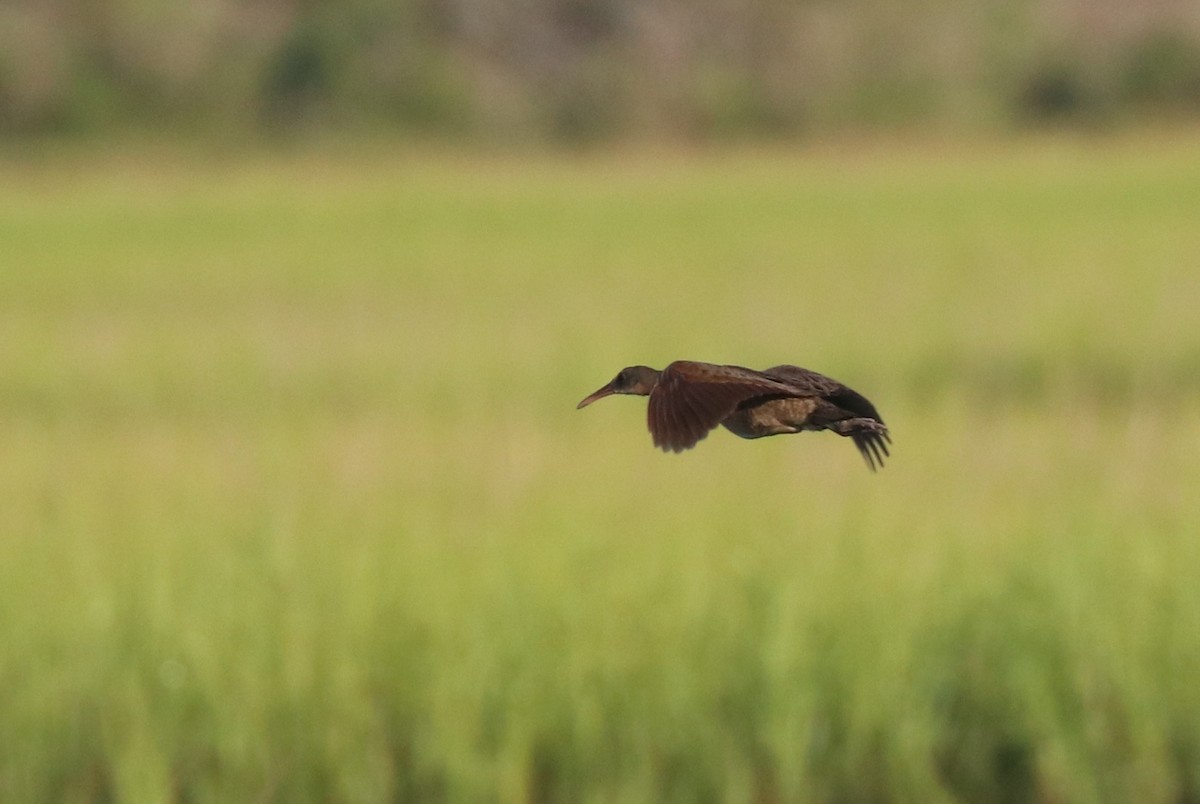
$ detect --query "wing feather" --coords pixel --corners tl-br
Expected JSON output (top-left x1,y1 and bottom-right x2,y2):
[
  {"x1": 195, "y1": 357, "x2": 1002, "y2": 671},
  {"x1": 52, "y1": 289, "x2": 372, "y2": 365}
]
[
  {"x1": 760, "y1": 365, "x2": 844, "y2": 396},
  {"x1": 665, "y1": 378, "x2": 702, "y2": 451},
  {"x1": 648, "y1": 361, "x2": 800, "y2": 452}
]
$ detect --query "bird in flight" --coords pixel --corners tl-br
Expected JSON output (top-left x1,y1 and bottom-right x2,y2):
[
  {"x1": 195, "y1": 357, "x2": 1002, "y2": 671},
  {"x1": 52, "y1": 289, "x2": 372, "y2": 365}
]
[{"x1": 577, "y1": 360, "x2": 890, "y2": 470}]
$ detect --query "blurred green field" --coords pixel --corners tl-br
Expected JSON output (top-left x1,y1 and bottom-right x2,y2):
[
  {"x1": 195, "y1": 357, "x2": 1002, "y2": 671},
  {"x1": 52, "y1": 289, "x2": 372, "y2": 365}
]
[{"x1": 1, "y1": 135, "x2": 1199, "y2": 802}]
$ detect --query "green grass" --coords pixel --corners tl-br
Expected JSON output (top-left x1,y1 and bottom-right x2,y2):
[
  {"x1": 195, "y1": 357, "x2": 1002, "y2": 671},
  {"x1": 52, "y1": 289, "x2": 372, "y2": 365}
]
[{"x1": 1, "y1": 135, "x2": 1200, "y2": 802}]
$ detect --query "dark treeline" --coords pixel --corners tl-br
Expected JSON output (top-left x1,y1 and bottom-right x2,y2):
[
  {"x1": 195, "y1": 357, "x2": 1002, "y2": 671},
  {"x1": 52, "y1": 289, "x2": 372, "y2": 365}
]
[{"x1": 3, "y1": 0, "x2": 1200, "y2": 141}]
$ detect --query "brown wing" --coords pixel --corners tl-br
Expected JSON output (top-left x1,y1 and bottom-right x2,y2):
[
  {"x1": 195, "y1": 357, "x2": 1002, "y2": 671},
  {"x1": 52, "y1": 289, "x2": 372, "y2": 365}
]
[
  {"x1": 647, "y1": 361, "x2": 800, "y2": 453},
  {"x1": 760, "y1": 365, "x2": 847, "y2": 396}
]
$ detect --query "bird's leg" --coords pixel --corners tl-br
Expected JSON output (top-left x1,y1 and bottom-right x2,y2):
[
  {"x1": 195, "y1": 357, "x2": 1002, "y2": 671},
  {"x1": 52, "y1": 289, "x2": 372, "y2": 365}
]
[{"x1": 828, "y1": 418, "x2": 888, "y2": 437}]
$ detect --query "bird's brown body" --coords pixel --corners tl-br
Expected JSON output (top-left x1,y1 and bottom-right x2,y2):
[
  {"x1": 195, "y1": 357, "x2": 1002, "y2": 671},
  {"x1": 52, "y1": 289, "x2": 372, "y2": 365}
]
[
  {"x1": 578, "y1": 360, "x2": 890, "y2": 470},
  {"x1": 720, "y1": 396, "x2": 819, "y2": 439}
]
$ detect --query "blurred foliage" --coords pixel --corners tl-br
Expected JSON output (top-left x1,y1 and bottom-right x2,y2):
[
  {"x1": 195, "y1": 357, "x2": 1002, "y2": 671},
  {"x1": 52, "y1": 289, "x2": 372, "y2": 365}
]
[
  {"x1": 1, "y1": 141, "x2": 1199, "y2": 801},
  {"x1": 3, "y1": 0, "x2": 1200, "y2": 140},
  {"x1": 1122, "y1": 32, "x2": 1200, "y2": 111}
]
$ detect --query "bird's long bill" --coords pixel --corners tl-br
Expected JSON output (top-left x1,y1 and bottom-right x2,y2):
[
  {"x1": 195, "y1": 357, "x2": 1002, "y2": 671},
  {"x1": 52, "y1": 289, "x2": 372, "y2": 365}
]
[{"x1": 576, "y1": 382, "x2": 616, "y2": 409}]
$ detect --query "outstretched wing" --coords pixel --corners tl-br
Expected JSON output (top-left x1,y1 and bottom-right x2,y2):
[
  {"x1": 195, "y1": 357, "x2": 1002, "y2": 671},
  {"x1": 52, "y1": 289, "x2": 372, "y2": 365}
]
[{"x1": 648, "y1": 361, "x2": 799, "y2": 453}]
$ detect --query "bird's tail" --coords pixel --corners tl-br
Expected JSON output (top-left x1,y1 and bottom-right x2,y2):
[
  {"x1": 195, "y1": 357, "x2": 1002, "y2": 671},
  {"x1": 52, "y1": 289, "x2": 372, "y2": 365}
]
[{"x1": 845, "y1": 419, "x2": 891, "y2": 472}]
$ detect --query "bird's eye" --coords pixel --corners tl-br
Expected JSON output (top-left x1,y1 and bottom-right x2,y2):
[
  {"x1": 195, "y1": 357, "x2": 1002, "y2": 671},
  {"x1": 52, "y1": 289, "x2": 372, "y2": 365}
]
[{"x1": 614, "y1": 370, "x2": 626, "y2": 385}]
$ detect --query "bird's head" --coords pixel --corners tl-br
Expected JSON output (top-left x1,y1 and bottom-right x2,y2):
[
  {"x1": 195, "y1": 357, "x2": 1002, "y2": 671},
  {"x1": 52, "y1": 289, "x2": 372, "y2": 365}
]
[{"x1": 577, "y1": 366, "x2": 661, "y2": 408}]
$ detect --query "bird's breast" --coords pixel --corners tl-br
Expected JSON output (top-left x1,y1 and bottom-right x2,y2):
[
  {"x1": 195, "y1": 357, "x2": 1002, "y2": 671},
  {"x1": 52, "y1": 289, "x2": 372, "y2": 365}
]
[{"x1": 720, "y1": 397, "x2": 819, "y2": 439}]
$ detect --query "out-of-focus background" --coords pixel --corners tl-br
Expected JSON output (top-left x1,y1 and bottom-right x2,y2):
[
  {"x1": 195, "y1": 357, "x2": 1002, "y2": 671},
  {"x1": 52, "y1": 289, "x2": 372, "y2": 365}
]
[
  {"x1": 2, "y1": 2, "x2": 1200, "y2": 802},
  {"x1": 4, "y1": 0, "x2": 1200, "y2": 139}
]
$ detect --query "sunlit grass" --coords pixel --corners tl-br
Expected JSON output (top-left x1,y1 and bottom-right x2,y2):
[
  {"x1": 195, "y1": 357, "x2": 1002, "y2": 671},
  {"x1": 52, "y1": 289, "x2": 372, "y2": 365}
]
[{"x1": 1, "y1": 136, "x2": 1199, "y2": 801}]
